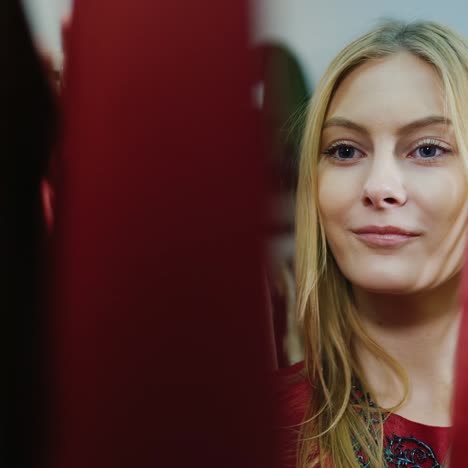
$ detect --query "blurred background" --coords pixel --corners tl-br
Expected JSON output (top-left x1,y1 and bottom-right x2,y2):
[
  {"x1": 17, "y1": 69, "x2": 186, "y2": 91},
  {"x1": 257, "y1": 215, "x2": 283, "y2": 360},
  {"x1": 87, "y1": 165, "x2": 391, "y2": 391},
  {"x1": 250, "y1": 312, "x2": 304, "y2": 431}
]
[
  {"x1": 10, "y1": 2, "x2": 468, "y2": 467},
  {"x1": 254, "y1": 0, "x2": 468, "y2": 86},
  {"x1": 25, "y1": 0, "x2": 468, "y2": 86},
  {"x1": 21, "y1": 0, "x2": 468, "y2": 371},
  {"x1": 22, "y1": 0, "x2": 73, "y2": 69}
]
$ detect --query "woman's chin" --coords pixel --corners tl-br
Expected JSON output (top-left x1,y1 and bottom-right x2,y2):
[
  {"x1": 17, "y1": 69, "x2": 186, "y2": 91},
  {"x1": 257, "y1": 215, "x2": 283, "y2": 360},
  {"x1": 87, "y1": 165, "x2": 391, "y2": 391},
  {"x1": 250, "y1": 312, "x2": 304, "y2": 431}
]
[
  {"x1": 343, "y1": 258, "x2": 464, "y2": 294},
  {"x1": 344, "y1": 267, "x2": 421, "y2": 295}
]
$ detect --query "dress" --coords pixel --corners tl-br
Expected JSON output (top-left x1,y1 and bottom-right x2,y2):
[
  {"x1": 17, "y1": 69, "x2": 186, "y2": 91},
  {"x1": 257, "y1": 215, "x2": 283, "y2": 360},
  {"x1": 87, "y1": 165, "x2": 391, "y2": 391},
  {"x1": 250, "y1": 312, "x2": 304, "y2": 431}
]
[{"x1": 276, "y1": 362, "x2": 451, "y2": 467}]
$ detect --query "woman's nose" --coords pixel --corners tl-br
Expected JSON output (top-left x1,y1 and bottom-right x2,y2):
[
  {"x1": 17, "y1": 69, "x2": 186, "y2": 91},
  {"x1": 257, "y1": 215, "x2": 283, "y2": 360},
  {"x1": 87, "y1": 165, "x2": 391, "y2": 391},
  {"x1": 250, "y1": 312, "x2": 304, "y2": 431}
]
[{"x1": 361, "y1": 156, "x2": 408, "y2": 209}]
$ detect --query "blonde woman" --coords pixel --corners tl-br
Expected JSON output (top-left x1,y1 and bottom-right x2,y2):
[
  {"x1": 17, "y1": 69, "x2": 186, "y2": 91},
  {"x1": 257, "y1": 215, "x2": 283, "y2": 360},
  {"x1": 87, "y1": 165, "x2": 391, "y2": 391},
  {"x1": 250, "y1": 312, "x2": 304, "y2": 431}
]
[{"x1": 278, "y1": 20, "x2": 468, "y2": 467}]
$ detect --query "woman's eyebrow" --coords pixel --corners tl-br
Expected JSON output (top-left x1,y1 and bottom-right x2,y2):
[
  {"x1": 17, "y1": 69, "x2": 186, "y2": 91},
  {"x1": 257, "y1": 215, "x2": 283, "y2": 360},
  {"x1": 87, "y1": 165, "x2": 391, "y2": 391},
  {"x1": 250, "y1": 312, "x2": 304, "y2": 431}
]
[
  {"x1": 322, "y1": 117, "x2": 369, "y2": 135},
  {"x1": 396, "y1": 115, "x2": 452, "y2": 135},
  {"x1": 322, "y1": 115, "x2": 452, "y2": 135}
]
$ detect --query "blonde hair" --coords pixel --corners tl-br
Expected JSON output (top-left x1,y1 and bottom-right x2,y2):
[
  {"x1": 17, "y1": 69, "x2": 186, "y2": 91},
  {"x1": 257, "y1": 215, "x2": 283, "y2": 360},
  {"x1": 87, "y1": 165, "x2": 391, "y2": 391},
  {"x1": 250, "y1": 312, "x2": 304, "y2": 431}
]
[{"x1": 295, "y1": 19, "x2": 468, "y2": 467}]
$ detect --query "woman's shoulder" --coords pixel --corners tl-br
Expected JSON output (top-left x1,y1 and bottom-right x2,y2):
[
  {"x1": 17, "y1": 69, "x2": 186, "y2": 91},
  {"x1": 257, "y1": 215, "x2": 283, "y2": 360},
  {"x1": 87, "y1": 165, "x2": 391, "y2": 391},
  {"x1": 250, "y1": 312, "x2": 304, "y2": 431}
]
[{"x1": 274, "y1": 360, "x2": 311, "y2": 427}]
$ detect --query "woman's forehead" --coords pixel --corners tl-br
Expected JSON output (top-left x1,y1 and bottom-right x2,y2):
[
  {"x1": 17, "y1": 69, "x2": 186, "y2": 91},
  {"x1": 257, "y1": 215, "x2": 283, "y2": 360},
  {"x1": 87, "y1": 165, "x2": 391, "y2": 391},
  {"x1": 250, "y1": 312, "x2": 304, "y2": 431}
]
[{"x1": 325, "y1": 52, "x2": 447, "y2": 130}]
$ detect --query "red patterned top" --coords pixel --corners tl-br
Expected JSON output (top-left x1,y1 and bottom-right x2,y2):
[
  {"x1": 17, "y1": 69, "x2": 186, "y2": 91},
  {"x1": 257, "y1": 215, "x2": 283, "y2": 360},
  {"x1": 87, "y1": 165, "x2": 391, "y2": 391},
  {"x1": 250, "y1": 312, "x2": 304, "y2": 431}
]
[{"x1": 276, "y1": 362, "x2": 451, "y2": 467}]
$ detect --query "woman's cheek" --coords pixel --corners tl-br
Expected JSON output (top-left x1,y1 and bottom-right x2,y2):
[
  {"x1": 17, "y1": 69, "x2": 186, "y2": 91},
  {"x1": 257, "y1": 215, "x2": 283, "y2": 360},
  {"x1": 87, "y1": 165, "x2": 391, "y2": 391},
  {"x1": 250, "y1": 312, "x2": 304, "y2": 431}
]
[
  {"x1": 410, "y1": 169, "x2": 467, "y2": 225},
  {"x1": 318, "y1": 167, "x2": 363, "y2": 219}
]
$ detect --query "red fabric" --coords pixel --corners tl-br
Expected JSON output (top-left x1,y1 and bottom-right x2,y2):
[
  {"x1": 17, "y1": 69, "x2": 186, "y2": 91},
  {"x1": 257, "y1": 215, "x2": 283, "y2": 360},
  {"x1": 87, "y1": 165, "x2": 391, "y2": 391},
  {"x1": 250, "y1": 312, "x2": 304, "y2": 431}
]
[
  {"x1": 451, "y1": 254, "x2": 468, "y2": 466},
  {"x1": 275, "y1": 362, "x2": 311, "y2": 468},
  {"x1": 51, "y1": 2, "x2": 276, "y2": 468},
  {"x1": 276, "y1": 362, "x2": 451, "y2": 467}
]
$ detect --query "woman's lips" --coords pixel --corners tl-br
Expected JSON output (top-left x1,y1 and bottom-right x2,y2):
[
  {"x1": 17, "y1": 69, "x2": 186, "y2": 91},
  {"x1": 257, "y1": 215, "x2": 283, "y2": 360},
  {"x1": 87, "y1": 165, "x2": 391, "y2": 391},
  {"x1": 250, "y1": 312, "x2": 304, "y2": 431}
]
[{"x1": 351, "y1": 226, "x2": 420, "y2": 247}]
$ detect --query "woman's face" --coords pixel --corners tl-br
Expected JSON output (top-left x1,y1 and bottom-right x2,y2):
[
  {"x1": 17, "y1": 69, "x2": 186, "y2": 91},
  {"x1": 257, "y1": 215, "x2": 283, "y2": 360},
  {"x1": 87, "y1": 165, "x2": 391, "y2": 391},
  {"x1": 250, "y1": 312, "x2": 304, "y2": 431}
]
[{"x1": 318, "y1": 52, "x2": 468, "y2": 294}]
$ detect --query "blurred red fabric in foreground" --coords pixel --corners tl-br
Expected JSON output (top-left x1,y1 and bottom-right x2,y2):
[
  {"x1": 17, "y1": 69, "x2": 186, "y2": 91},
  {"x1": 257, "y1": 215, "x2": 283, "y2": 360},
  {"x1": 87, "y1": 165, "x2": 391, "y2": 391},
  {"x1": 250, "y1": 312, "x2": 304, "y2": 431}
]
[{"x1": 51, "y1": 2, "x2": 276, "y2": 467}]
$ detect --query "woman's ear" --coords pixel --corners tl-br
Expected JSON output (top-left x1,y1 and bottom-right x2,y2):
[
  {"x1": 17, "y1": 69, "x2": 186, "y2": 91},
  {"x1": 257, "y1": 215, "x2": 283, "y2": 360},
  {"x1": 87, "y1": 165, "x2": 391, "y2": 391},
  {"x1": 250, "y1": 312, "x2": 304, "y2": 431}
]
[{"x1": 41, "y1": 178, "x2": 54, "y2": 232}]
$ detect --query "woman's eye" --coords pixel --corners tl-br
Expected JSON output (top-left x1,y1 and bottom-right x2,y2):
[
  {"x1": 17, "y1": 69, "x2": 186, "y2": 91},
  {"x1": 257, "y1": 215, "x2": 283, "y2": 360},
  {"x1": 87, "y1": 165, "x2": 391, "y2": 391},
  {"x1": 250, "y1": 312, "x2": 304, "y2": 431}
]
[
  {"x1": 409, "y1": 142, "x2": 451, "y2": 160},
  {"x1": 323, "y1": 144, "x2": 363, "y2": 161}
]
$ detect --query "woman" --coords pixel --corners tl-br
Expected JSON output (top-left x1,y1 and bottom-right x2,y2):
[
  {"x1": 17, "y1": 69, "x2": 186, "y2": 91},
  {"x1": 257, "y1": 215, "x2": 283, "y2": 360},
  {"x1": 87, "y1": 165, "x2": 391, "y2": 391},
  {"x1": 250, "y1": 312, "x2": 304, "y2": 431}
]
[{"x1": 278, "y1": 20, "x2": 468, "y2": 467}]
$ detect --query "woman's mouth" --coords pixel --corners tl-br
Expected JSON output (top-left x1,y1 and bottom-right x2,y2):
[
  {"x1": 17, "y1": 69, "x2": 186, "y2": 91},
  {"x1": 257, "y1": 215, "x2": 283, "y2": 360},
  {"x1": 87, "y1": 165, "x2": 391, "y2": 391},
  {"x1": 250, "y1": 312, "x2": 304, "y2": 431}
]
[{"x1": 351, "y1": 225, "x2": 421, "y2": 247}]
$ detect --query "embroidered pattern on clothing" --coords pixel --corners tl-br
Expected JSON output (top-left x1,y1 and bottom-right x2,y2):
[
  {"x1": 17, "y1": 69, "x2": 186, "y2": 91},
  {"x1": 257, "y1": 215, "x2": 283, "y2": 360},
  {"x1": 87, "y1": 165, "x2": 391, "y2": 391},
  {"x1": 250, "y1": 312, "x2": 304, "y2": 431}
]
[
  {"x1": 354, "y1": 433, "x2": 442, "y2": 468},
  {"x1": 350, "y1": 381, "x2": 442, "y2": 467},
  {"x1": 384, "y1": 434, "x2": 441, "y2": 468}
]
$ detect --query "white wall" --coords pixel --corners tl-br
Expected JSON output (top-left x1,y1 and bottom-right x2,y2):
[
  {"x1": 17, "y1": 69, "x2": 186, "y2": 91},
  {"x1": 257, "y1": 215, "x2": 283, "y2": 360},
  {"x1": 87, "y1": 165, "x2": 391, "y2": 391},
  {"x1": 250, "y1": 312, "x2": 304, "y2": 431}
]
[
  {"x1": 253, "y1": 0, "x2": 468, "y2": 88},
  {"x1": 21, "y1": 0, "x2": 72, "y2": 68}
]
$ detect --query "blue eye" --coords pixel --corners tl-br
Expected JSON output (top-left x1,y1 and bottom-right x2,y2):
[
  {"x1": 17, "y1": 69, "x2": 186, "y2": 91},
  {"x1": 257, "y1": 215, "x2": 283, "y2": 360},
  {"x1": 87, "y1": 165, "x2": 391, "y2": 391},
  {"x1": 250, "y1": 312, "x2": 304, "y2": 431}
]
[
  {"x1": 410, "y1": 141, "x2": 451, "y2": 160},
  {"x1": 416, "y1": 145, "x2": 441, "y2": 158},
  {"x1": 337, "y1": 146, "x2": 356, "y2": 159},
  {"x1": 323, "y1": 143, "x2": 363, "y2": 161}
]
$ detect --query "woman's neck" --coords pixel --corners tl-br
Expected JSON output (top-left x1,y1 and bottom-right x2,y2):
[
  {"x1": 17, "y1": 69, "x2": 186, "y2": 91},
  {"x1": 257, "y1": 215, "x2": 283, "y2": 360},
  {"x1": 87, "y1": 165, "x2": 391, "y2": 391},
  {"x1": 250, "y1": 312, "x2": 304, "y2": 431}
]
[{"x1": 353, "y1": 273, "x2": 462, "y2": 426}]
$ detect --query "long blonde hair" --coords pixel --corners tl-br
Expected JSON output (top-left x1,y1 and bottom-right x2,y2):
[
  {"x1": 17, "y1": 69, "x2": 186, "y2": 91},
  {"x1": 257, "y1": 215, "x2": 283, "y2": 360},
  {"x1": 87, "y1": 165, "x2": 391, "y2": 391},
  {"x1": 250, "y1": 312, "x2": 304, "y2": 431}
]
[{"x1": 295, "y1": 19, "x2": 468, "y2": 467}]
